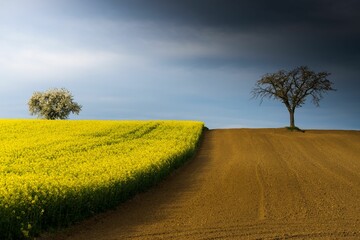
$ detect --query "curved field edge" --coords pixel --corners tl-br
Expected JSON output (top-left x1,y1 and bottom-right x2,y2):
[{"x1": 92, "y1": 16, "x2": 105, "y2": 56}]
[{"x1": 0, "y1": 120, "x2": 204, "y2": 239}]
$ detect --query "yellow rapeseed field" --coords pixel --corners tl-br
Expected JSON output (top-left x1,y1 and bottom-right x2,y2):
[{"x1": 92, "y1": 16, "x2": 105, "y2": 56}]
[{"x1": 0, "y1": 120, "x2": 203, "y2": 239}]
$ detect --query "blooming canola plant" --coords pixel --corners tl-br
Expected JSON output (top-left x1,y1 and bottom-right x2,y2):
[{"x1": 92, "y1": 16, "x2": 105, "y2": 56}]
[{"x1": 0, "y1": 120, "x2": 204, "y2": 239}]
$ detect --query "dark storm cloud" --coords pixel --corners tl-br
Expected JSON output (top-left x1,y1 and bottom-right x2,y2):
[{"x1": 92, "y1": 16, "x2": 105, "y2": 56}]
[
  {"x1": 105, "y1": 0, "x2": 359, "y2": 30},
  {"x1": 31, "y1": 0, "x2": 360, "y2": 69},
  {"x1": 99, "y1": 0, "x2": 360, "y2": 67}
]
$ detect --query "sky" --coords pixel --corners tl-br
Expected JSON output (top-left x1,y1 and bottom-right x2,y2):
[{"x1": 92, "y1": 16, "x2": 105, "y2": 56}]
[{"x1": 0, "y1": 0, "x2": 359, "y2": 129}]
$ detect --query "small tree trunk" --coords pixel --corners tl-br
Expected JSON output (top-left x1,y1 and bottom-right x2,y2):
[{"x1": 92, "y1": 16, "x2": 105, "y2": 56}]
[{"x1": 289, "y1": 110, "x2": 295, "y2": 128}]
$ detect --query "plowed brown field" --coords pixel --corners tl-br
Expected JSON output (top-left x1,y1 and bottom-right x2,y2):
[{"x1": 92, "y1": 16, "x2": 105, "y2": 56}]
[{"x1": 43, "y1": 129, "x2": 360, "y2": 239}]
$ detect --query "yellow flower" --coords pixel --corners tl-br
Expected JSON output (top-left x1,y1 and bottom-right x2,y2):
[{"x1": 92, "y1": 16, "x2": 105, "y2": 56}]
[{"x1": 0, "y1": 119, "x2": 203, "y2": 239}]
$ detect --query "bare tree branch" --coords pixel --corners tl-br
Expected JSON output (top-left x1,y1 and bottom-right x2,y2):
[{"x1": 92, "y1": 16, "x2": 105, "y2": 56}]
[{"x1": 251, "y1": 66, "x2": 336, "y2": 128}]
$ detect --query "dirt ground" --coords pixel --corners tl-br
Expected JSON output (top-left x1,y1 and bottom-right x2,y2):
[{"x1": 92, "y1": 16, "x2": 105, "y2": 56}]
[{"x1": 42, "y1": 129, "x2": 360, "y2": 239}]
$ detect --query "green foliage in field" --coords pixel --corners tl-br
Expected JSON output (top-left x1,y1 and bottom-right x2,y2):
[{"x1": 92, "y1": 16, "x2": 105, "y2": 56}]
[{"x1": 0, "y1": 120, "x2": 203, "y2": 239}]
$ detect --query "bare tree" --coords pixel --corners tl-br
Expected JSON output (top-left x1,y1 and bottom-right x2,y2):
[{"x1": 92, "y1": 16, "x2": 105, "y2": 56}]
[
  {"x1": 28, "y1": 88, "x2": 82, "y2": 120},
  {"x1": 252, "y1": 66, "x2": 336, "y2": 128}
]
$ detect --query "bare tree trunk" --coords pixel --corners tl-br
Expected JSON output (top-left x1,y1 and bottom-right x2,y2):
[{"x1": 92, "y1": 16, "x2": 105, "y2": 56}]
[{"x1": 289, "y1": 110, "x2": 295, "y2": 128}]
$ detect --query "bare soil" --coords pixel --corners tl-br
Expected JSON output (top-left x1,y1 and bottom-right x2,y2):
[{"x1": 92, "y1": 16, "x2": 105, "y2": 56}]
[{"x1": 42, "y1": 129, "x2": 360, "y2": 239}]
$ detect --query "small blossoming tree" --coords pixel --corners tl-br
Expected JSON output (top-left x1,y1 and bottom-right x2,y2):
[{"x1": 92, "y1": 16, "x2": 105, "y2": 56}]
[{"x1": 28, "y1": 88, "x2": 82, "y2": 120}]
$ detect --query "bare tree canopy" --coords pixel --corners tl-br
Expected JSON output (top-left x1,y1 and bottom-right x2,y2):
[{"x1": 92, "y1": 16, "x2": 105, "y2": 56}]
[
  {"x1": 252, "y1": 66, "x2": 336, "y2": 128},
  {"x1": 28, "y1": 88, "x2": 82, "y2": 120}
]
